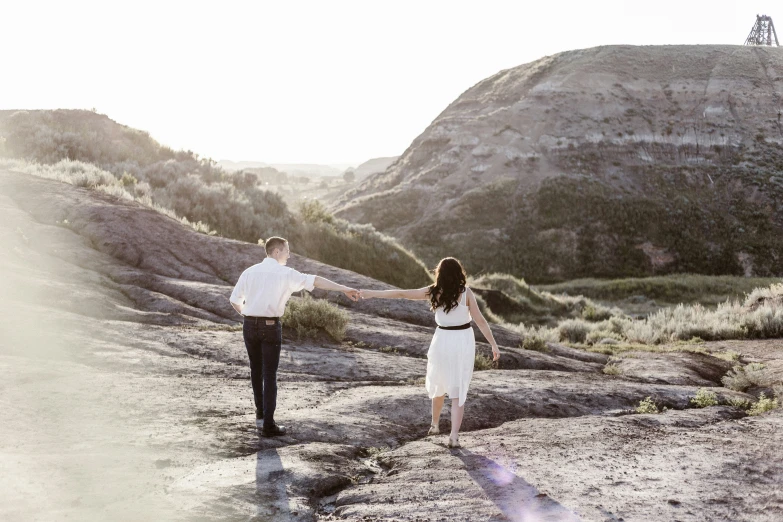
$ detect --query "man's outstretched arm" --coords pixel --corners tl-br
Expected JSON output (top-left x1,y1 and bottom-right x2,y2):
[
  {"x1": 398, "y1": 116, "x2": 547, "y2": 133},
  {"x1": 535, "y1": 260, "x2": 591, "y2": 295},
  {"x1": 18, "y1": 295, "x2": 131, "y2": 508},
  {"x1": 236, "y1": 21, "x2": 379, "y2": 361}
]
[{"x1": 313, "y1": 276, "x2": 360, "y2": 301}]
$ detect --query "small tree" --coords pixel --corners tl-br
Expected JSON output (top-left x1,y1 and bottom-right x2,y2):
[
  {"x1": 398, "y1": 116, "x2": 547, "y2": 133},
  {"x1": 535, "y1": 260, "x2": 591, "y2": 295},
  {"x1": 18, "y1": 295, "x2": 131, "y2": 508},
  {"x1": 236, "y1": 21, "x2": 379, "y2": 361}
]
[{"x1": 343, "y1": 169, "x2": 356, "y2": 183}]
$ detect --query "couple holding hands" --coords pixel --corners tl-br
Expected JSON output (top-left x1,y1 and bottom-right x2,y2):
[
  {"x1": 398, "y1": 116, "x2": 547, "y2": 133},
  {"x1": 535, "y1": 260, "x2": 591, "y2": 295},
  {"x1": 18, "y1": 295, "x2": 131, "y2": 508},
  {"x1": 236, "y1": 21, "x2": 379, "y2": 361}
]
[{"x1": 229, "y1": 236, "x2": 500, "y2": 448}]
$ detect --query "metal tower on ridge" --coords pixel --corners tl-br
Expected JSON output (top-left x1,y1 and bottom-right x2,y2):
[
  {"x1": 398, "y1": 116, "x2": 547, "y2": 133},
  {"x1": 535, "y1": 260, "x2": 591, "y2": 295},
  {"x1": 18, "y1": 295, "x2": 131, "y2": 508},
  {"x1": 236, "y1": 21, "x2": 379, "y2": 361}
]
[{"x1": 744, "y1": 14, "x2": 780, "y2": 46}]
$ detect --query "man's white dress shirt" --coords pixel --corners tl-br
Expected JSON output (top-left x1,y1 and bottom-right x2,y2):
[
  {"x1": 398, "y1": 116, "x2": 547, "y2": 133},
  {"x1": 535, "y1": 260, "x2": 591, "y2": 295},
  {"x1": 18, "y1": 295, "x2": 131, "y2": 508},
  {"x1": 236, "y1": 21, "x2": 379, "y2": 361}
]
[{"x1": 230, "y1": 258, "x2": 316, "y2": 317}]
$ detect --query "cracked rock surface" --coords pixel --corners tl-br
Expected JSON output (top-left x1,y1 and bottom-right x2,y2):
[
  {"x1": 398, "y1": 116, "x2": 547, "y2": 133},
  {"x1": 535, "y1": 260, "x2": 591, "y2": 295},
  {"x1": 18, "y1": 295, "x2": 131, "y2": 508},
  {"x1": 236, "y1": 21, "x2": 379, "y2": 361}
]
[{"x1": 1, "y1": 170, "x2": 781, "y2": 521}]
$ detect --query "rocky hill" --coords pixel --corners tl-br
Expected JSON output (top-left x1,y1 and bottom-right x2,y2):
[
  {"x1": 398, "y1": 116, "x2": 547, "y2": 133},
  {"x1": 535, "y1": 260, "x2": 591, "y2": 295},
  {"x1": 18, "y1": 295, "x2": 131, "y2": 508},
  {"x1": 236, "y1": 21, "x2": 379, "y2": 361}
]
[
  {"x1": 2, "y1": 167, "x2": 781, "y2": 520},
  {"x1": 0, "y1": 109, "x2": 431, "y2": 288},
  {"x1": 335, "y1": 45, "x2": 783, "y2": 282},
  {"x1": 353, "y1": 156, "x2": 399, "y2": 180}
]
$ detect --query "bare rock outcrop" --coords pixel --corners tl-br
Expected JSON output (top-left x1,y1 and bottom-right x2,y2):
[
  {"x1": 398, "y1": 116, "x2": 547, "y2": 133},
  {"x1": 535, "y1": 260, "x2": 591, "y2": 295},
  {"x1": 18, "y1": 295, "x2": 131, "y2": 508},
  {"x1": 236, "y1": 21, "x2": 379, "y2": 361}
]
[{"x1": 1, "y1": 169, "x2": 780, "y2": 521}]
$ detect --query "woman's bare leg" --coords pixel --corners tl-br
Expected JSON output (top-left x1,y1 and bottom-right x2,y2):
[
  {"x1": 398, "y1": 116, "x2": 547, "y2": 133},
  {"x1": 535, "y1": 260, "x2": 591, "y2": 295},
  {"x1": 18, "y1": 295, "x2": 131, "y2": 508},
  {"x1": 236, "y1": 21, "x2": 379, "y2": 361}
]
[
  {"x1": 450, "y1": 398, "x2": 465, "y2": 441},
  {"x1": 431, "y1": 395, "x2": 445, "y2": 429}
]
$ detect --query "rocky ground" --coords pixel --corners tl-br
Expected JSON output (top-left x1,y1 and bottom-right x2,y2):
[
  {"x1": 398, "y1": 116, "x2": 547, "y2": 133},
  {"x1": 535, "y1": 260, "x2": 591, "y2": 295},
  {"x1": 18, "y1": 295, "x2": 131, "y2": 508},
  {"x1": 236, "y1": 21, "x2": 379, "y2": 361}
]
[{"x1": 1, "y1": 169, "x2": 781, "y2": 521}]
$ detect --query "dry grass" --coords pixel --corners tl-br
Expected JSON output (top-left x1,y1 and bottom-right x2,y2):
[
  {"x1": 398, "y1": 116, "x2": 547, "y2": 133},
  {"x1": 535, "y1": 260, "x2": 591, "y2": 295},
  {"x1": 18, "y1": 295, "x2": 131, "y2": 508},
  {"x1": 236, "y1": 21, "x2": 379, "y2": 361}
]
[
  {"x1": 474, "y1": 353, "x2": 495, "y2": 371},
  {"x1": 558, "y1": 319, "x2": 590, "y2": 343},
  {"x1": 469, "y1": 272, "x2": 622, "y2": 326},
  {"x1": 281, "y1": 295, "x2": 349, "y2": 342},
  {"x1": 501, "y1": 283, "x2": 783, "y2": 356},
  {"x1": 538, "y1": 274, "x2": 781, "y2": 307},
  {"x1": 1, "y1": 158, "x2": 218, "y2": 235},
  {"x1": 520, "y1": 335, "x2": 549, "y2": 352},
  {"x1": 721, "y1": 363, "x2": 768, "y2": 391}
]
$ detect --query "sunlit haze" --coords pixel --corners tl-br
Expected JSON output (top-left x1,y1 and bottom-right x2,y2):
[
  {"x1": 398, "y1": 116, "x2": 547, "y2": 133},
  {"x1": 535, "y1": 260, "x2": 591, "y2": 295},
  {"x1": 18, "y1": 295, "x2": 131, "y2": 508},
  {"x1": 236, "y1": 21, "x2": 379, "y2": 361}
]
[{"x1": 2, "y1": 0, "x2": 779, "y2": 164}]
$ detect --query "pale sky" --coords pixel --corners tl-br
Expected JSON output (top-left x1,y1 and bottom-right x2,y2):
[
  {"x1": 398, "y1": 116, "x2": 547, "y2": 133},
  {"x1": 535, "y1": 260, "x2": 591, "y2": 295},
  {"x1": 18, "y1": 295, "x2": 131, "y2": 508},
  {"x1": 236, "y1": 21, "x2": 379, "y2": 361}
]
[{"x1": 2, "y1": 1, "x2": 780, "y2": 164}]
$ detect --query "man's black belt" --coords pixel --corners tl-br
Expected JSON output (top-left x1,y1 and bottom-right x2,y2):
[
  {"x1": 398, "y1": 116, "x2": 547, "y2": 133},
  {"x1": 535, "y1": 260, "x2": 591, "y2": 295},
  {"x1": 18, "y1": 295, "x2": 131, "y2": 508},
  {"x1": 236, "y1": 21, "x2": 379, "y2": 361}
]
[
  {"x1": 437, "y1": 322, "x2": 472, "y2": 330},
  {"x1": 244, "y1": 316, "x2": 280, "y2": 322}
]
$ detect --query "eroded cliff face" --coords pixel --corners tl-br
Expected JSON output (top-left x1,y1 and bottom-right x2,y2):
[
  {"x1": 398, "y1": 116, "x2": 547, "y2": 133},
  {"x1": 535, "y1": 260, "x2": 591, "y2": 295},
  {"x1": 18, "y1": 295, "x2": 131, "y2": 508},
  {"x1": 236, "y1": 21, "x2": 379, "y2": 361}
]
[{"x1": 335, "y1": 45, "x2": 783, "y2": 281}]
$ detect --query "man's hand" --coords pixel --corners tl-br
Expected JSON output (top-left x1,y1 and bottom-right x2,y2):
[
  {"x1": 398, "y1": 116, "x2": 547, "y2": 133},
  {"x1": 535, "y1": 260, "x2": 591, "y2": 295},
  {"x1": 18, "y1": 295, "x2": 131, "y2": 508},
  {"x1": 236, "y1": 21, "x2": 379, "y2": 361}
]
[{"x1": 344, "y1": 288, "x2": 360, "y2": 302}]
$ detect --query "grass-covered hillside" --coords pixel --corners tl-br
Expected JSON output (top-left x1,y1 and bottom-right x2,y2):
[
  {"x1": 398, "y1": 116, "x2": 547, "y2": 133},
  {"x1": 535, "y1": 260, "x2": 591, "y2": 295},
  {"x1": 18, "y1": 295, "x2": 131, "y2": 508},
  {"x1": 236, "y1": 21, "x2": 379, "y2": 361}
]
[
  {"x1": 537, "y1": 274, "x2": 782, "y2": 308},
  {"x1": 0, "y1": 110, "x2": 431, "y2": 288}
]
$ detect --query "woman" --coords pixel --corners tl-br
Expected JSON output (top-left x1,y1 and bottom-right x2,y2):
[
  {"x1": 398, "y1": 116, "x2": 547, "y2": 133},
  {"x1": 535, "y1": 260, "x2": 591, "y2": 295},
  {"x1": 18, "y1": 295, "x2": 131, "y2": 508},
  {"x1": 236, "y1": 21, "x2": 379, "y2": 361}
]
[{"x1": 359, "y1": 257, "x2": 500, "y2": 448}]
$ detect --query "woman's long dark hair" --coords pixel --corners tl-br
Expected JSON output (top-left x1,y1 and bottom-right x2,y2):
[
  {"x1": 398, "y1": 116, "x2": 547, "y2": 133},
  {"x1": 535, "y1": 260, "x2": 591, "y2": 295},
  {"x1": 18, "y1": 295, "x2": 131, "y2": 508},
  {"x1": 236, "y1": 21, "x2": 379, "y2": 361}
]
[{"x1": 427, "y1": 257, "x2": 467, "y2": 313}]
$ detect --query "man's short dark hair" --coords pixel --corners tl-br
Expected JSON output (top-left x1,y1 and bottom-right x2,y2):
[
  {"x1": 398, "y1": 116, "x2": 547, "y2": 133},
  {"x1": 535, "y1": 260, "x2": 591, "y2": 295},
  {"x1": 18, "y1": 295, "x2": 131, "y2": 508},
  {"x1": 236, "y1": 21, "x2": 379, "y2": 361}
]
[{"x1": 264, "y1": 236, "x2": 288, "y2": 256}]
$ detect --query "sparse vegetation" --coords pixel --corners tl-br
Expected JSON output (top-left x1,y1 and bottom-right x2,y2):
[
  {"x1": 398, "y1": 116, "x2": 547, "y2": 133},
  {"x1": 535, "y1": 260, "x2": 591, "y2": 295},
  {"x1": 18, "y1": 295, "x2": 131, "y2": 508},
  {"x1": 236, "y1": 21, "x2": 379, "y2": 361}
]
[
  {"x1": 551, "y1": 284, "x2": 783, "y2": 346},
  {"x1": 474, "y1": 353, "x2": 495, "y2": 371},
  {"x1": 713, "y1": 350, "x2": 741, "y2": 362},
  {"x1": 538, "y1": 274, "x2": 781, "y2": 308},
  {"x1": 726, "y1": 397, "x2": 752, "y2": 410},
  {"x1": 690, "y1": 388, "x2": 719, "y2": 408},
  {"x1": 470, "y1": 272, "x2": 623, "y2": 326},
  {"x1": 520, "y1": 335, "x2": 548, "y2": 352},
  {"x1": 603, "y1": 364, "x2": 621, "y2": 375},
  {"x1": 558, "y1": 319, "x2": 590, "y2": 343},
  {"x1": 0, "y1": 110, "x2": 431, "y2": 288},
  {"x1": 636, "y1": 397, "x2": 660, "y2": 414},
  {"x1": 721, "y1": 363, "x2": 768, "y2": 392},
  {"x1": 294, "y1": 200, "x2": 431, "y2": 288},
  {"x1": 747, "y1": 392, "x2": 779, "y2": 416},
  {"x1": 281, "y1": 295, "x2": 349, "y2": 341}
]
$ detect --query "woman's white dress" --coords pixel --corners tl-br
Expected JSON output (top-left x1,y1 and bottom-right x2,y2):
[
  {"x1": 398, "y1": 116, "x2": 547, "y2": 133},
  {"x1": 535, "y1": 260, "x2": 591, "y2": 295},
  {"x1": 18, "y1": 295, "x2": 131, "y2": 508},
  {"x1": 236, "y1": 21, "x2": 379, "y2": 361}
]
[{"x1": 425, "y1": 289, "x2": 475, "y2": 407}]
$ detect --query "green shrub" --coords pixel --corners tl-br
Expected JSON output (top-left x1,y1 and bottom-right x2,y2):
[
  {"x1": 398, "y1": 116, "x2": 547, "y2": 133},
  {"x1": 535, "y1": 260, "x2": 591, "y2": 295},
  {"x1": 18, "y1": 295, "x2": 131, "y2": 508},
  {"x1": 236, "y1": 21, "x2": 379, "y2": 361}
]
[
  {"x1": 721, "y1": 363, "x2": 767, "y2": 391},
  {"x1": 539, "y1": 274, "x2": 781, "y2": 306},
  {"x1": 474, "y1": 353, "x2": 495, "y2": 371},
  {"x1": 521, "y1": 335, "x2": 548, "y2": 352},
  {"x1": 726, "y1": 397, "x2": 751, "y2": 410},
  {"x1": 586, "y1": 329, "x2": 623, "y2": 345},
  {"x1": 581, "y1": 303, "x2": 614, "y2": 321},
  {"x1": 603, "y1": 364, "x2": 621, "y2": 375},
  {"x1": 747, "y1": 392, "x2": 779, "y2": 416},
  {"x1": 0, "y1": 111, "x2": 432, "y2": 289},
  {"x1": 295, "y1": 219, "x2": 431, "y2": 289},
  {"x1": 558, "y1": 319, "x2": 590, "y2": 343},
  {"x1": 690, "y1": 388, "x2": 719, "y2": 408},
  {"x1": 120, "y1": 172, "x2": 138, "y2": 187},
  {"x1": 636, "y1": 397, "x2": 660, "y2": 414},
  {"x1": 281, "y1": 295, "x2": 348, "y2": 341},
  {"x1": 713, "y1": 350, "x2": 741, "y2": 362},
  {"x1": 472, "y1": 293, "x2": 503, "y2": 324},
  {"x1": 469, "y1": 273, "x2": 625, "y2": 326},
  {"x1": 298, "y1": 199, "x2": 334, "y2": 225}
]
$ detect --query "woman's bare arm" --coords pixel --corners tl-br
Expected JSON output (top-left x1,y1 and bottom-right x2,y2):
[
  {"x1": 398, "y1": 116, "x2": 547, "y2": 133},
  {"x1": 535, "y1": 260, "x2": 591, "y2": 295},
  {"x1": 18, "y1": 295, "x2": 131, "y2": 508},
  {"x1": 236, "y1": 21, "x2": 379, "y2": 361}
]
[
  {"x1": 360, "y1": 287, "x2": 430, "y2": 300},
  {"x1": 466, "y1": 288, "x2": 500, "y2": 361}
]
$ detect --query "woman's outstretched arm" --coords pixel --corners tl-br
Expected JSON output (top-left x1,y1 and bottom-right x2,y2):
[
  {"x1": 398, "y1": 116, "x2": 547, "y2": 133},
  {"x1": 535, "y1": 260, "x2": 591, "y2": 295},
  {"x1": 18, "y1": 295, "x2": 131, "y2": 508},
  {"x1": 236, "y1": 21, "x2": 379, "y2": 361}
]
[
  {"x1": 466, "y1": 288, "x2": 500, "y2": 361},
  {"x1": 360, "y1": 287, "x2": 430, "y2": 300}
]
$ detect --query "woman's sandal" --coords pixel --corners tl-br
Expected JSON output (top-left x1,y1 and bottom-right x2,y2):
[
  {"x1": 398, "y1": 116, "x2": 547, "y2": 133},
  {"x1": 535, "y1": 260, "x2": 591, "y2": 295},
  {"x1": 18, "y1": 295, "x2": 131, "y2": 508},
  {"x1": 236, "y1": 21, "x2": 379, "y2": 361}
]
[
  {"x1": 427, "y1": 424, "x2": 440, "y2": 436},
  {"x1": 447, "y1": 437, "x2": 460, "y2": 449}
]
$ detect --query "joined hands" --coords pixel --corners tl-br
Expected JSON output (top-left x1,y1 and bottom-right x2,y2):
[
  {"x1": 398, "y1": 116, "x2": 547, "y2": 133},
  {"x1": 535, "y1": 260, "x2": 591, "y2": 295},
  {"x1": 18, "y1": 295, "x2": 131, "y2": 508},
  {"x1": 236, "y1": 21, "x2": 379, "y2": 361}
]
[{"x1": 343, "y1": 288, "x2": 360, "y2": 302}]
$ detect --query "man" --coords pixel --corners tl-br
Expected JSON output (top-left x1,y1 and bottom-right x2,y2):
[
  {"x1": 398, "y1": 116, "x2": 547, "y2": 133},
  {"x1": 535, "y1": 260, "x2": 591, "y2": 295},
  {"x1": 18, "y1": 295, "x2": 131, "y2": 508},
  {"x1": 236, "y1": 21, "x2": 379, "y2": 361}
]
[{"x1": 229, "y1": 236, "x2": 359, "y2": 437}]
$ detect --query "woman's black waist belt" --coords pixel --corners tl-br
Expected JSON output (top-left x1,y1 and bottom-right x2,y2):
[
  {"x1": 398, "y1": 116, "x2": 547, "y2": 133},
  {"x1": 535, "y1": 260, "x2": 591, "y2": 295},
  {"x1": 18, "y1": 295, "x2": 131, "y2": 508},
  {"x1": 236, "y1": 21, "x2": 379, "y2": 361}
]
[{"x1": 437, "y1": 322, "x2": 472, "y2": 330}]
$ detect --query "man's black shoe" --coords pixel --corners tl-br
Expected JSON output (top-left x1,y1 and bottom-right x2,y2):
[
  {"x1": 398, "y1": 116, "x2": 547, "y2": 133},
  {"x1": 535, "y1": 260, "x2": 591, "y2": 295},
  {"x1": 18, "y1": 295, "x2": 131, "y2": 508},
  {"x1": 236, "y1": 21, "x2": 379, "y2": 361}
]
[
  {"x1": 255, "y1": 409, "x2": 263, "y2": 420},
  {"x1": 261, "y1": 424, "x2": 287, "y2": 437}
]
